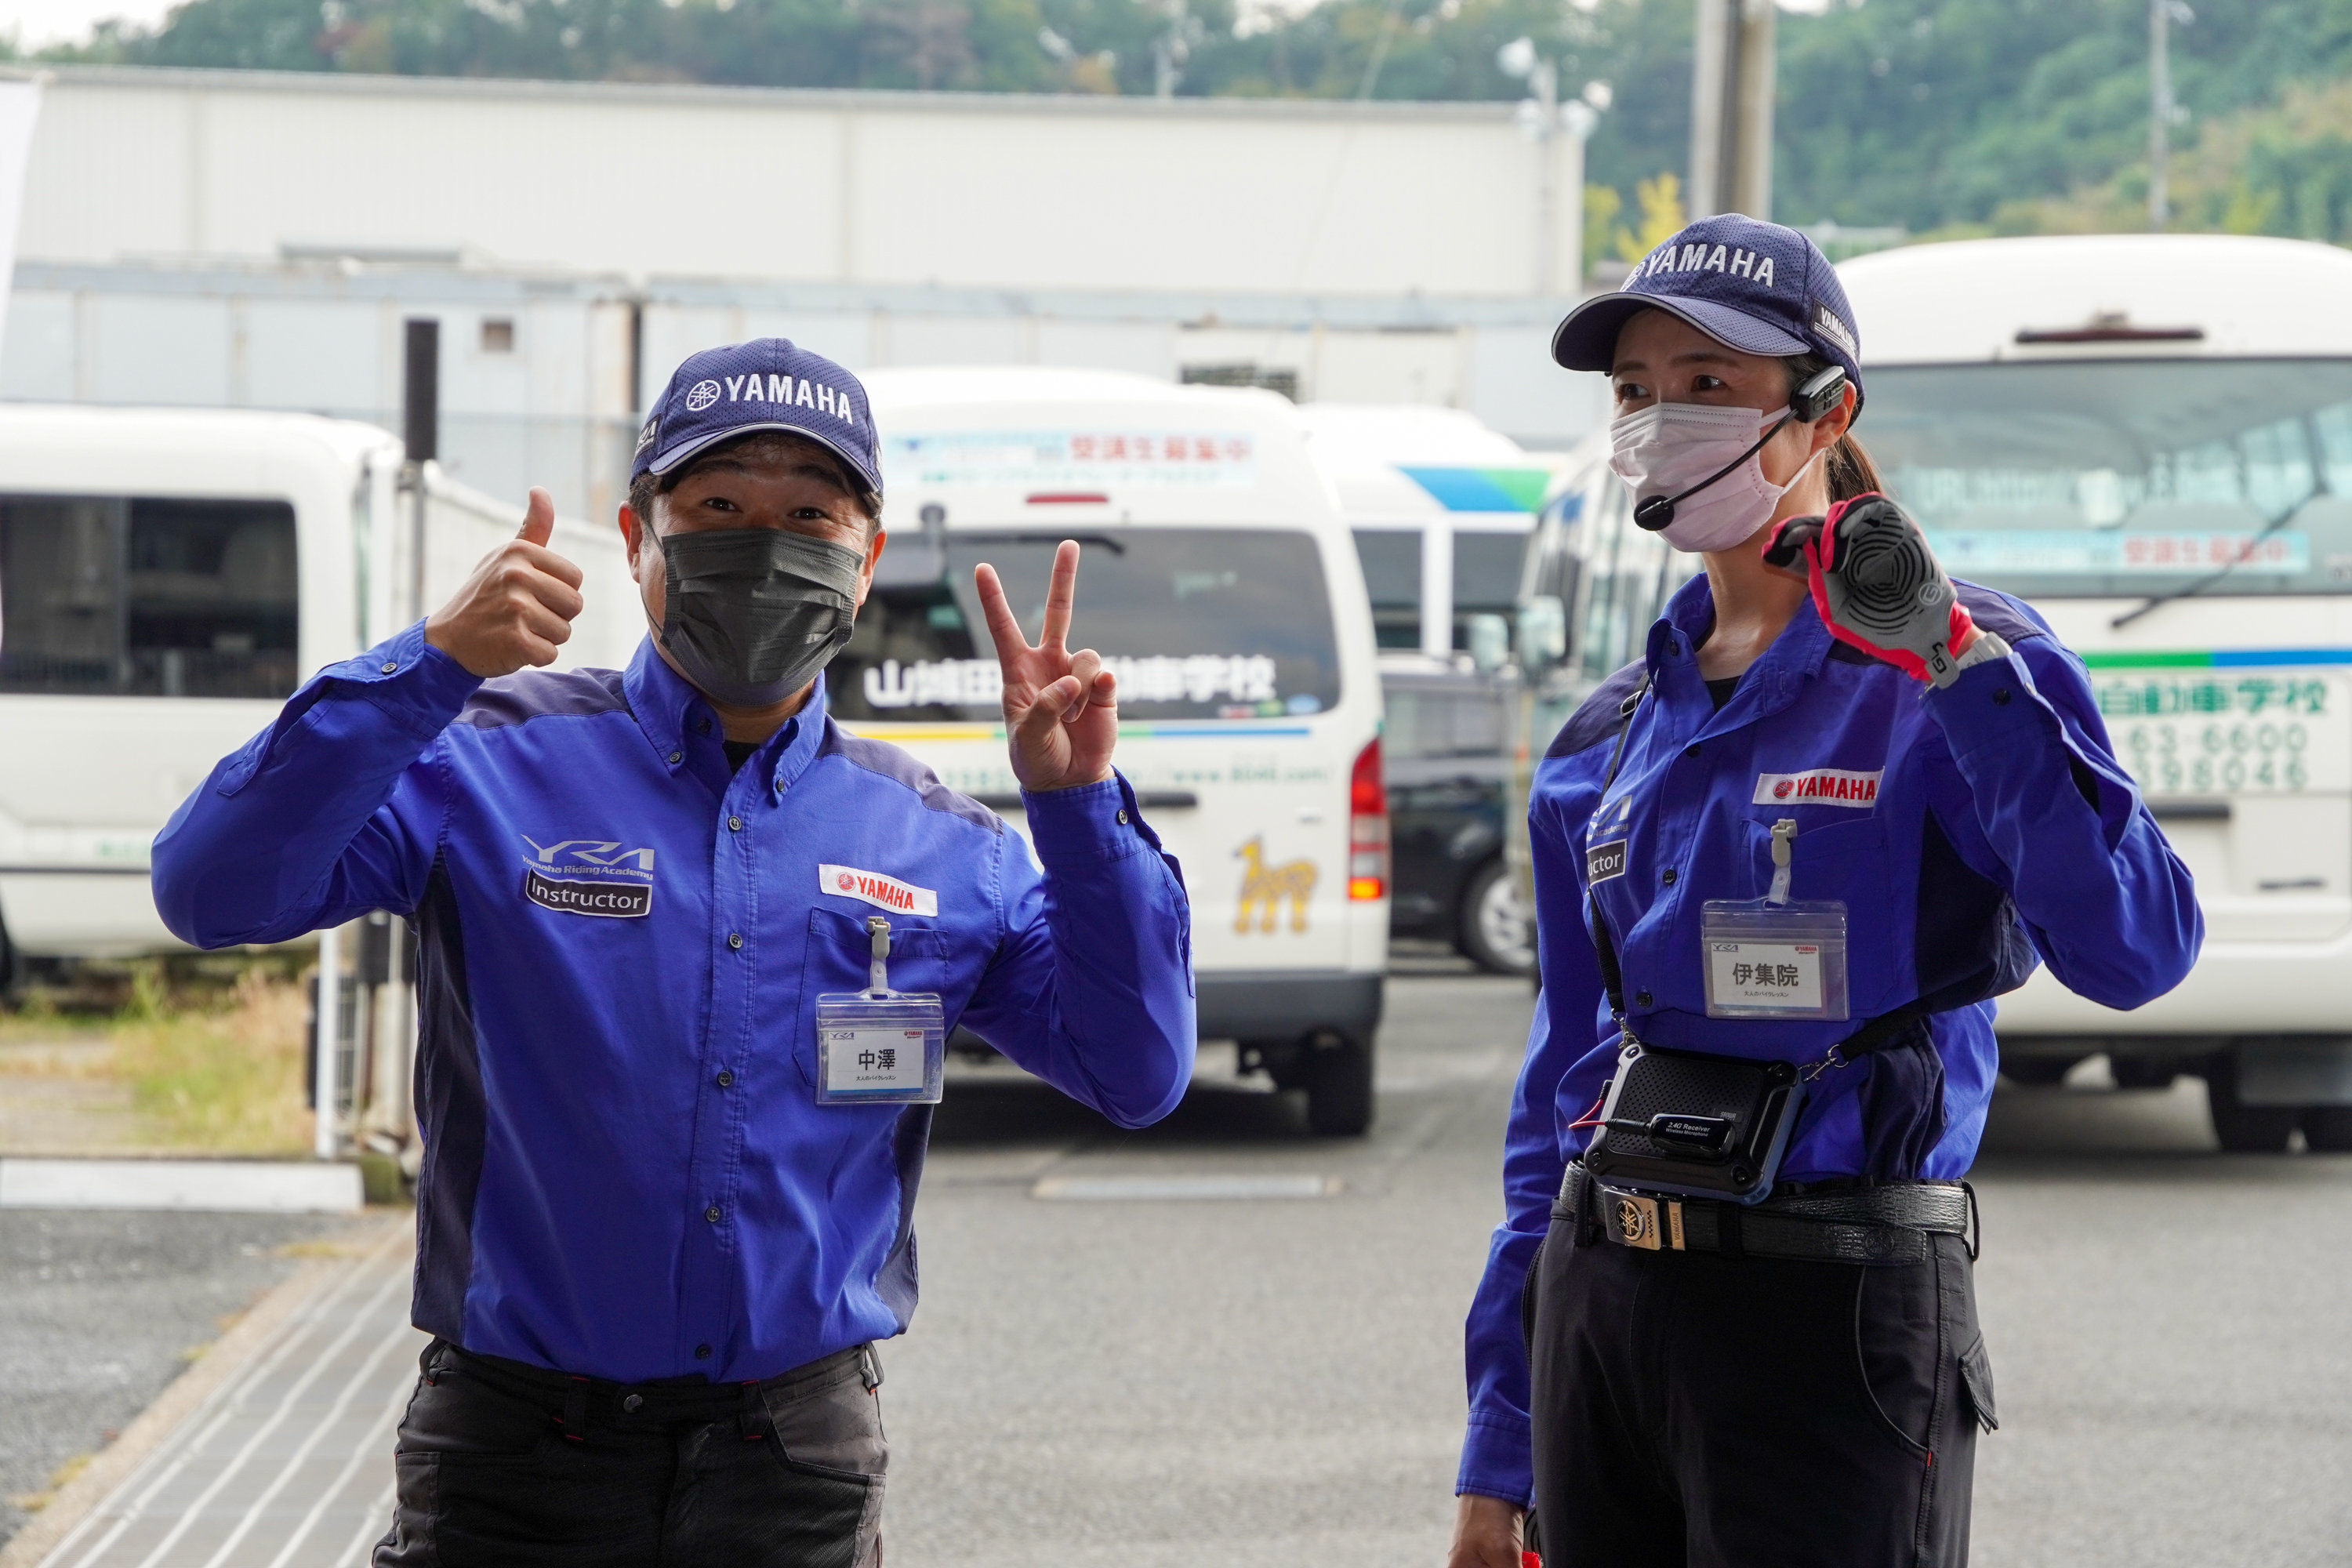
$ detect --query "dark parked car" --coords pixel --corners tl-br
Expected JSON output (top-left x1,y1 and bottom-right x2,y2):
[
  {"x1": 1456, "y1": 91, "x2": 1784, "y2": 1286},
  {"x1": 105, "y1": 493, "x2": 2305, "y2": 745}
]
[{"x1": 1381, "y1": 659, "x2": 1533, "y2": 975}]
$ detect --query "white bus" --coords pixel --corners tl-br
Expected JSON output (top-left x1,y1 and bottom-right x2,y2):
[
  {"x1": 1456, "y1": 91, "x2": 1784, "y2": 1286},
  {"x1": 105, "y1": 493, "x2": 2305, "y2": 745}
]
[
  {"x1": 0, "y1": 405, "x2": 633, "y2": 965},
  {"x1": 1517, "y1": 234, "x2": 2352, "y2": 1152},
  {"x1": 1296, "y1": 402, "x2": 1555, "y2": 659},
  {"x1": 840, "y1": 368, "x2": 1390, "y2": 1133}
]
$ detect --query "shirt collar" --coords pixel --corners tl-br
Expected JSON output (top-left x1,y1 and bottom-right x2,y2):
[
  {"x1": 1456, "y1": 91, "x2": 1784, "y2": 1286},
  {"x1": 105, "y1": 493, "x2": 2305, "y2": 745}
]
[
  {"x1": 1646, "y1": 570, "x2": 1835, "y2": 732},
  {"x1": 622, "y1": 637, "x2": 832, "y2": 795}
]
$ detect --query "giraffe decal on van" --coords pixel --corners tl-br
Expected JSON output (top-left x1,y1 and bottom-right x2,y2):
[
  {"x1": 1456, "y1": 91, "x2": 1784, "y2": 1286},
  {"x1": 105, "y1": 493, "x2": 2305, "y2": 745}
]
[{"x1": 1235, "y1": 837, "x2": 1316, "y2": 934}]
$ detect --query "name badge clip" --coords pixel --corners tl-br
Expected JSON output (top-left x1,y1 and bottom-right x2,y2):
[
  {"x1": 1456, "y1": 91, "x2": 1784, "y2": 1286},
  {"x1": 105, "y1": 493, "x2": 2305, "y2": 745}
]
[{"x1": 815, "y1": 916, "x2": 947, "y2": 1105}]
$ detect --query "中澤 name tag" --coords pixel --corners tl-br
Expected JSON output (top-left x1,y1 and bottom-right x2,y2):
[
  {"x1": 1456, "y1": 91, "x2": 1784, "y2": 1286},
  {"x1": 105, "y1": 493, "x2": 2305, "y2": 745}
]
[{"x1": 822, "y1": 1024, "x2": 930, "y2": 1094}]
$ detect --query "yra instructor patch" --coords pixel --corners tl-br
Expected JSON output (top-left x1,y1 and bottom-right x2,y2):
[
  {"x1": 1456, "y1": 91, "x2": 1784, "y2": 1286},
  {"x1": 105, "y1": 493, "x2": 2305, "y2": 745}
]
[
  {"x1": 520, "y1": 833, "x2": 655, "y2": 917},
  {"x1": 1753, "y1": 768, "x2": 1883, "y2": 808},
  {"x1": 524, "y1": 869, "x2": 652, "y2": 918},
  {"x1": 819, "y1": 864, "x2": 938, "y2": 916}
]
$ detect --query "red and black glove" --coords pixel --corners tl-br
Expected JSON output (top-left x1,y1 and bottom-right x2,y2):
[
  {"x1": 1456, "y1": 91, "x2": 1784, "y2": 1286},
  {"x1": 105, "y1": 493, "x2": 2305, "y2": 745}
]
[{"x1": 1762, "y1": 492, "x2": 1984, "y2": 685}]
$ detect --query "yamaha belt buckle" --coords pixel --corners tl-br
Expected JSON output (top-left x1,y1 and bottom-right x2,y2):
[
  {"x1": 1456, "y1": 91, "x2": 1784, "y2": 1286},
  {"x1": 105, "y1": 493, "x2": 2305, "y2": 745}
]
[{"x1": 1610, "y1": 1190, "x2": 1686, "y2": 1251}]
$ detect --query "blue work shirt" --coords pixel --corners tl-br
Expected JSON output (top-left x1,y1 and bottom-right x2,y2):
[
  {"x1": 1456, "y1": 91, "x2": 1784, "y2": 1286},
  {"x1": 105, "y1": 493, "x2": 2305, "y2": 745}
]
[
  {"x1": 1456, "y1": 576, "x2": 2200, "y2": 1506},
  {"x1": 153, "y1": 624, "x2": 1195, "y2": 1384}
]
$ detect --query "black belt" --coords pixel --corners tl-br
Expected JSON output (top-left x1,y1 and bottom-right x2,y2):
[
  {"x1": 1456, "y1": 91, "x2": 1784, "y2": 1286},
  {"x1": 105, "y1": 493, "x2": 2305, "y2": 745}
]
[
  {"x1": 427, "y1": 1338, "x2": 880, "y2": 1443},
  {"x1": 1555, "y1": 1163, "x2": 1973, "y2": 1266}
]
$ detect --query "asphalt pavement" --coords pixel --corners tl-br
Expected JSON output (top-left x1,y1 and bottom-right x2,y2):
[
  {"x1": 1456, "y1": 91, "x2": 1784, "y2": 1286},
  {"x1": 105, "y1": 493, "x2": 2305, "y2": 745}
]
[
  {"x1": 0, "y1": 1211, "x2": 348, "y2": 1548},
  {"x1": 4, "y1": 963, "x2": 2349, "y2": 1566}
]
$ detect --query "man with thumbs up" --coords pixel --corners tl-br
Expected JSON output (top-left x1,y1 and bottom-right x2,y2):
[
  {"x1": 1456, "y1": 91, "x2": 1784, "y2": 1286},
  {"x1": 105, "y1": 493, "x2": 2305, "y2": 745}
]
[{"x1": 152, "y1": 339, "x2": 1196, "y2": 1567}]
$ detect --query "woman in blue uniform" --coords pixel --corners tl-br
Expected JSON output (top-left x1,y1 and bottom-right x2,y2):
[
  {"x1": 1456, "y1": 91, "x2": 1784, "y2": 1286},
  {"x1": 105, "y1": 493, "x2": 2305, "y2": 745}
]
[{"x1": 1446, "y1": 216, "x2": 2201, "y2": 1567}]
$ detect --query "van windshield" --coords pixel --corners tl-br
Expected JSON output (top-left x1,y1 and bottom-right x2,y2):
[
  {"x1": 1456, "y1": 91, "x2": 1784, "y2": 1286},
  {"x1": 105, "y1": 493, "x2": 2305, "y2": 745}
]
[
  {"x1": 0, "y1": 494, "x2": 299, "y2": 698},
  {"x1": 831, "y1": 528, "x2": 1341, "y2": 723},
  {"x1": 1864, "y1": 359, "x2": 2352, "y2": 598}
]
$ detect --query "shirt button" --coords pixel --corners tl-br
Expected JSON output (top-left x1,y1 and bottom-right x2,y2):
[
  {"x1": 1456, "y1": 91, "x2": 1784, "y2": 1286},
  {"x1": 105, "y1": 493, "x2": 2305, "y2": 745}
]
[
  {"x1": 1635, "y1": 989, "x2": 1653, "y2": 1007},
  {"x1": 380, "y1": 661, "x2": 398, "y2": 674},
  {"x1": 695, "y1": 1344, "x2": 713, "y2": 1360},
  {"x1": 716, "y1": 1069, "x2": 735, "y2": 1088},
  {"x1": 622, "y1": 1393, "x2": 644, "y2": 1414},
  {"x1": 728, "y1": 931, "x2": 743, "y2": 950},
  {"x1": 705, "y1": 1205, "x2": 723, "y2": 1223},
  {"x1": 695, "y1": 717, "x2": 711, "y2": 734},
  {"x1": 668, "y1": 750, "x2": 683, "y2": 764},
  {"x1": 1116, "y1": 809, "x2": 1130, "y2": 825},
  {"x1": 728, "y1": 816, "x2": 743, "y2": 832},
  {"x1": 1661, "y1": 868, "x2": 1678, "y2": 884},
  {"x1": 1993, "y1": 688, "x2": 2013, "y2": 706}
]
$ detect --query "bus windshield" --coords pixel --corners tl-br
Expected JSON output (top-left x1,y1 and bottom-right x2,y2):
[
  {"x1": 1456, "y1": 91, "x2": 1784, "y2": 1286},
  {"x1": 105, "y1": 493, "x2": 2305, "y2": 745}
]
[
  {"x1": 1862, "y1": 359, "x2": 2352, "y2": 599},
  {"x1": 829, "y1": 528, "x2": 1341, "y2": 723}
]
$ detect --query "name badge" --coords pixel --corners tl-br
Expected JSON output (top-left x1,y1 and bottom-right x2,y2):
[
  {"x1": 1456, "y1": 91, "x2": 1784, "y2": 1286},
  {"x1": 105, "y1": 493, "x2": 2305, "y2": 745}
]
[
  {"x1": 822, "y1": 1022, "x2": 932, "y2": 1095},
  {"x1": 1700, "y1": 902, "x2": 1849, "y2": 1020}
]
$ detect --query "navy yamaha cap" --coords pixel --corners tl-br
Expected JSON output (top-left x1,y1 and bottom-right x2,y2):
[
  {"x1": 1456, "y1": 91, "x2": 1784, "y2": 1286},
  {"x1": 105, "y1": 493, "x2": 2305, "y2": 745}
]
[
  {"x1": 1552, "y1": 214, "x2": 1864, "y2": 411},
  {"x1": 632, "y1": 339, "x2": 884, "y2": 498}
]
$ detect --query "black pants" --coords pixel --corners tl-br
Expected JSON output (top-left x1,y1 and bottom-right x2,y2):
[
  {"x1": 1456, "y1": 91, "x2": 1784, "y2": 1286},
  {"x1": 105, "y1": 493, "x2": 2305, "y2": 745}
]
[
  {"x1": 1528, "y1": 1210, "x2": 1996, "y2": 1568},
  {"x1": 375, "y1": 1339, "x2": 887, "y2": 1568}
]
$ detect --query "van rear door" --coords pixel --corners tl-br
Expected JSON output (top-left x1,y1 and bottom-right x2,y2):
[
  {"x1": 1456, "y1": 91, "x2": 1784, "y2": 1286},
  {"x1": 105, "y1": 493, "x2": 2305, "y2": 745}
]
[{"x1": 833, "y1": 526, "x2": 1355, "y2": 974}]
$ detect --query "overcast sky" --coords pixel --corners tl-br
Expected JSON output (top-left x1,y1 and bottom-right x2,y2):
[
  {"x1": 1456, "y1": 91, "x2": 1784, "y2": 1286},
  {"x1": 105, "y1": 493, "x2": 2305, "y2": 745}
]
[{"x1": 5, "y1": 0, "x2": 182, "y2": 48}]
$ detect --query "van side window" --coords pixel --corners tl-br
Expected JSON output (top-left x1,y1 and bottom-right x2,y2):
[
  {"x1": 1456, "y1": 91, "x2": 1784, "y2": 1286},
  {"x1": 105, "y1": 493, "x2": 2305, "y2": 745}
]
[
  {"x1": 0, "y1": 495, "x2": 299, "y2": 698},
  {"x1": 1351, "y1": 528, "x2": 1422, "y2": 650}
]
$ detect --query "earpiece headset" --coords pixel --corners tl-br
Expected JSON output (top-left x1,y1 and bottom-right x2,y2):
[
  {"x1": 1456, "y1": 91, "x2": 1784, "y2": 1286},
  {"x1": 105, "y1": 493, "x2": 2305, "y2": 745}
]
[{"x1": 1632, "y1": 364, "x2": 1849, "y2": 533}]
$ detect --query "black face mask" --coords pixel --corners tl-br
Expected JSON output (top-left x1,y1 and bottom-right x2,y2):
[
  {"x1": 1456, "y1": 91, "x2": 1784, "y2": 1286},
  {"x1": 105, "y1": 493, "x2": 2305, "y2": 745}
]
[{"x1": 655, "y1": 528, "x2": 867, "y2": 708}]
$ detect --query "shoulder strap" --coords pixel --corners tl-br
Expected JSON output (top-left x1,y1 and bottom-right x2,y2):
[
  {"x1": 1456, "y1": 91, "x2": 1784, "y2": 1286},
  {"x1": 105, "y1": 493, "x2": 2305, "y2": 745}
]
[{"x1": 1586, "y1": 680, "x2": 1646, "y2": 1020}]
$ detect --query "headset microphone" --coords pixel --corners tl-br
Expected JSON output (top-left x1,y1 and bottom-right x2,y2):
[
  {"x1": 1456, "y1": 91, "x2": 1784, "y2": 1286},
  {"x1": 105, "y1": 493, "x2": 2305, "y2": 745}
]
[{"x1": 1632, "y1": 365, "x2": 1849, "y2": 533}]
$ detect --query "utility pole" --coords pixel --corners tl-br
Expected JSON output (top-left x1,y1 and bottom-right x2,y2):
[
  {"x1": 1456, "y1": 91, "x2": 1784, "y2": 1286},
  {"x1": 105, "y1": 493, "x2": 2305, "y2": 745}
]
[
  {"x1": 1500, "y1": 38, "x2": 1599, "y2": 296},
  {"x1": 1689, "y1": 0, "x2": 1776, "y2": 220},
  {"x1": 2147, "y1": 0, "x2": 2194, "y2": 230}
]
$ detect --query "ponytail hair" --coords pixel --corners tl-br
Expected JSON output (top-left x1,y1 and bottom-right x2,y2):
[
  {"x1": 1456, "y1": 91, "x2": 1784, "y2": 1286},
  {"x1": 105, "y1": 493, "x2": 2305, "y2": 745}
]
[{"x1": 1784, "y1": 352, "x2": 1882, "y2": 504}]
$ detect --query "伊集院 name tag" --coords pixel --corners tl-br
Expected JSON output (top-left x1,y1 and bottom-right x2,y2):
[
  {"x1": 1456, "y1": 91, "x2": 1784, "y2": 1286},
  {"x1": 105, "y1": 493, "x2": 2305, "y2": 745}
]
[{"x1": 1700, "y1": 902, "x2": 1849, "y2": 1020}]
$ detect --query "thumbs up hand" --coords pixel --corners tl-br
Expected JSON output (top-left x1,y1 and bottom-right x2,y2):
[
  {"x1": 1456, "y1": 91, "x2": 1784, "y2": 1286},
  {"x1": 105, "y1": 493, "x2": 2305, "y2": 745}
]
[{"x1": 423, "y1": 488, "x2": 586, "y2": 677}]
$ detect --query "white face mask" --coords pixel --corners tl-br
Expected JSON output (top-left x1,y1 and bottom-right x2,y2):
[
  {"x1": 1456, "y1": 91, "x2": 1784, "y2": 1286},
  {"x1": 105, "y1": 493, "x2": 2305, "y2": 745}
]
[{"x1": 1609, "y1": 401, "x2": 1811, "y2": 554}]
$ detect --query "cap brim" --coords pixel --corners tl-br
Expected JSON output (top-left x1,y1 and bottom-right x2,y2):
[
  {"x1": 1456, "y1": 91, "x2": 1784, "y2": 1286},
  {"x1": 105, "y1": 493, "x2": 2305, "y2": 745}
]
[
  {"x1": 1552, "y1": 292, "x2": 1811, "y2": 372},
  {"x1": 644, "y1": 423, "x2": 884, "y2": 499}
]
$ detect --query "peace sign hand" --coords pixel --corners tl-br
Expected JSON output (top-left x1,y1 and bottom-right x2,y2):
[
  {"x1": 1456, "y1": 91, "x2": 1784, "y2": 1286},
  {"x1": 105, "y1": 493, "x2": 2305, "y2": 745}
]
[{"x1": 974, "y1": 539, "x2": 1119, "y2": 793}]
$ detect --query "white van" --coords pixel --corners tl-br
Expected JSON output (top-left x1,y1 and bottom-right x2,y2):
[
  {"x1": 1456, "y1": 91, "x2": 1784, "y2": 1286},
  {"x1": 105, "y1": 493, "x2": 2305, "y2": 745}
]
[
  {"x1": 0, "y1": 405, "x2": 632, "y2": 965},
  {"x1": 1517, "y1": 234, "x2": 2352, "y2": 1152},
  {"x1": 844, "y1": 368, "x2": 1389, "y2": 1133}
]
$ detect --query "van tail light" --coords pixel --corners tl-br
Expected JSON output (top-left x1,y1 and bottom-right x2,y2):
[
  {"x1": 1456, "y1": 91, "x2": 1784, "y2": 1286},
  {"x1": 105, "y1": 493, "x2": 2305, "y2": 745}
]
[{"x1": 1348, "y1": 737, "x2": 1389, "y2": 902}]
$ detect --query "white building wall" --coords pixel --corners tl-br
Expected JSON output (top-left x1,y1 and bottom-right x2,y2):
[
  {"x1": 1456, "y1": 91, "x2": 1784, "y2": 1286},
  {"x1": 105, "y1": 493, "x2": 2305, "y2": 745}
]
[
  {"x1": 0, "y1": 67, "x2": 1613, "y2": 517},
  {"x1": 16, "y1": 68, "x2": 1584, "y2": 299}
]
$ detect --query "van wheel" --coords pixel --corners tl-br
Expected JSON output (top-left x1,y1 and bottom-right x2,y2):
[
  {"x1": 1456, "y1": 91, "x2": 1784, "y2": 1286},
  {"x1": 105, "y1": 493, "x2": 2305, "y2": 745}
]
[
  {"x1": 2304, "y1": 1107, "x2": 2352, "y2": 1152},
  {"x1": 1457, "y1": 859, "x2": 1536, "y2": 977},
  {"x1": 1305, "y1": 1030, "x2": 1374, "y2": 1137},
  {"x1": 2204, "y1": 1052, "x2": 2299, "y2": 1152}
]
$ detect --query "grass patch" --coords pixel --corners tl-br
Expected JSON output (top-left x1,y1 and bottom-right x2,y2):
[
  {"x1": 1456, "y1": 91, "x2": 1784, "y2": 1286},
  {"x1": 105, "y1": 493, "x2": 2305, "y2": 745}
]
[
  {"x1": 111, "y1": 965, "x2": 314, "y2": 1153},
  {"x1": 2, "y1": 959, "x2": 314, "y2": 1154}
]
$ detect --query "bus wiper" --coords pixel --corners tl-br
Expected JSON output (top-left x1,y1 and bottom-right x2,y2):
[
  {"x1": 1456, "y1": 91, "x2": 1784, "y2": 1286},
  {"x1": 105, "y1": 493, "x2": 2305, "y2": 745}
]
[
  {"x1": 2109, "y1": 488, "x2": 2318, "y2": 630},
  {"x1": 963, "y1": 532, "x2": 1128, "y2": 554}
]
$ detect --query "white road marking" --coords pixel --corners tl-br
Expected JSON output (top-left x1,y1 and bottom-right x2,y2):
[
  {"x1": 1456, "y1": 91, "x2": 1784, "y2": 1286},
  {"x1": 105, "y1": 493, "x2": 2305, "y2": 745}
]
[
  {"x1": 191, "y1": 1314, "x2": 418, "y2": 1568},
  {"x1": 257, "y1": 1374, "x2": 414, "y2": 1568},
  {"x1": 118, "y1": 1254, "x2": 410, "y2": 1568},
  {"x1": 42, "y1": 1229, "x2": 407, "y2": 1568},
  {"x1": 1031, "y1": 1174, "x2": 1340, "y2": 1200}
]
